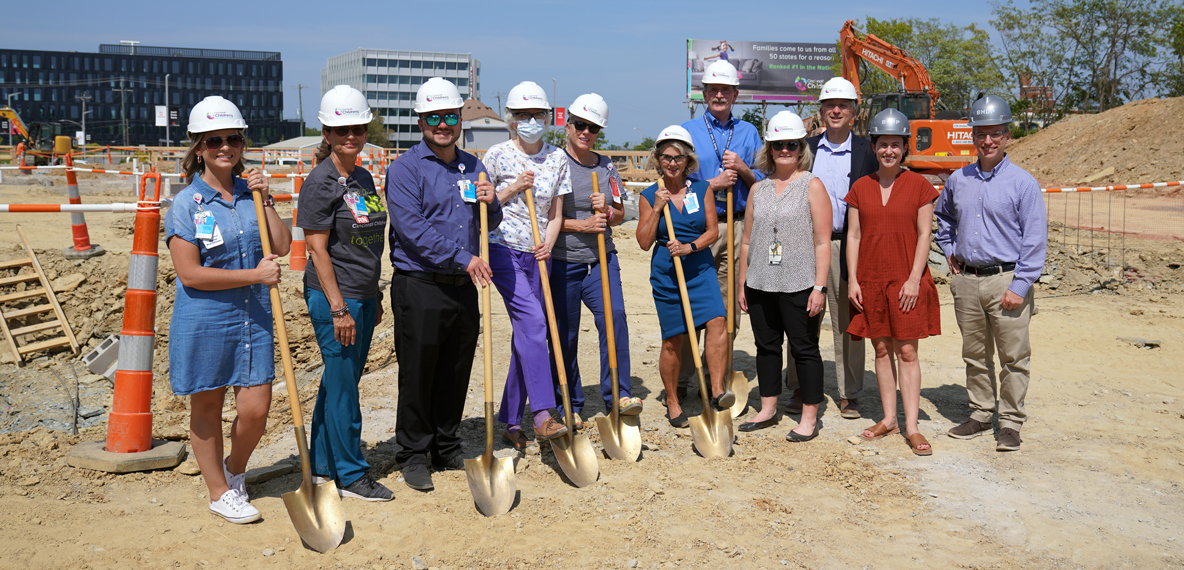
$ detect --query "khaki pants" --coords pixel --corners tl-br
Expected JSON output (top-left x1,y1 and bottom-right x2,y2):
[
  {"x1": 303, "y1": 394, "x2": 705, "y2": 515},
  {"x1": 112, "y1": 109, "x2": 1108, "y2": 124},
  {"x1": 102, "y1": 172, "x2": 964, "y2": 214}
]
[
  {"x1": 678, "y1": 218, "x2": 743, "y2": 385},
  {"x1": 950, "y1": 271, "x2": 1034, "y2": 431},
  {"x1": 785, "y1": 238, "x2": 865, "y2": 400}
]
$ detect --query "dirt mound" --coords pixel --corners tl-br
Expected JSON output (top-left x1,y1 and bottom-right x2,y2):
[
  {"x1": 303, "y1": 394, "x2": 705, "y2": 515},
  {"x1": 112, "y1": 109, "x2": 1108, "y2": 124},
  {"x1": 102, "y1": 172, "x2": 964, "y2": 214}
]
[{"x1": 1009, "y1": 97, "x2": 1184, "y2": 187}]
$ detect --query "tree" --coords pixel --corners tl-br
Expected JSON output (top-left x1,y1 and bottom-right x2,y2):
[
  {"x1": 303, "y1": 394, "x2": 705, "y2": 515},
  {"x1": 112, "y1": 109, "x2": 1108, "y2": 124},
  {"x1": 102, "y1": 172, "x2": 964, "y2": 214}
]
[
  {"x1": 304, "y1": 127, "x2": 322, "y2": 137},
  {"x1": 631, "y1": 137, "x2": 655, "y2": 151},
  {"x1": 740, "y1": 108, "x2": 765, "y2": 138},
  {"x1": 543, "y1": 129, "x2": 566, "y2": 148},
  {"x1": 367, "y1": 113, "x2": 389, "y2": 148}
]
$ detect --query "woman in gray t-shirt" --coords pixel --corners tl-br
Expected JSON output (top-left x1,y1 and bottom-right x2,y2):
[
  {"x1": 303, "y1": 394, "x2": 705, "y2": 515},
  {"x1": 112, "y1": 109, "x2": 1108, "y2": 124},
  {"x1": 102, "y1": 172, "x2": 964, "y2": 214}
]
[{"x1": 546, "y1": 94, "x2": 641, "y2": 432}]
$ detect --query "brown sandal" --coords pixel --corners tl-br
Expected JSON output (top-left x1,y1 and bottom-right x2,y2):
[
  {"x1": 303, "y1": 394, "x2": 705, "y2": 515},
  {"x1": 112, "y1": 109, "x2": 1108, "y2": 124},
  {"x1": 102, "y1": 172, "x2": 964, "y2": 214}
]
[
  {"x1": 906, "y1": 432, "x2": 933, "y2": 456},
  {"x1": 502, "y1": 429, "x2": 530, "y2": 450},
  {"x1": 860, "y1": 421, "x2": 901, "y2": 441}
]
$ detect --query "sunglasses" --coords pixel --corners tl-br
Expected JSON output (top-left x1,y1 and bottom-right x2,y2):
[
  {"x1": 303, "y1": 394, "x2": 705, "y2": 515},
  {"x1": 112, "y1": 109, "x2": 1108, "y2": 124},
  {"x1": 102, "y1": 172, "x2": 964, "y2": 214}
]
[
  {"x1": 769, "y1": 140, "x2": 802, "y2": 152},
  {"x1": 658, "y1": 154, "x2": 689, "y2": 164},
  {"x1": 570, "y1": 120, "x2": 602, "y2": 135},
  {"x1": 422, "y1": 113, "x2": 460, "y2": 127},
  {"x1": 512, "y1": 111, "x2": 549, "y2": 121},
  {"x1": 203, "y1": 134, "x2": 245, "y2": 150},
  {"x1": 330, "y1": 125, "x2": 367, "y2": 137}
]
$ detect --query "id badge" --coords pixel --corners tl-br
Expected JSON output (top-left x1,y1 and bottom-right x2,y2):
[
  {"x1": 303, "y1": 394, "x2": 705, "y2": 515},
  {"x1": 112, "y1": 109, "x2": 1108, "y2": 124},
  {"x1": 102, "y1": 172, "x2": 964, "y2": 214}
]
[
  {"x1": 768, "y1": 241, "x2": 783, "y2": 265},
  {"x1": 684, "y1": 192, "x2": 700, "y2": 214},
  {"x1": 608, "y1": 175, "x2": 623, "y2": 204},
  {"x1": 344, "y1": 192, "x2": 370, "y2": 224},
  {"x1": 194, "y1": 211, "x2": 215, "y2": 240},
  {"x1": 458, "y1": 178, "x2": 476, "y2": 203},
  {"x1": 202, "y1": 224, "x2": 224, "y2": 249}
]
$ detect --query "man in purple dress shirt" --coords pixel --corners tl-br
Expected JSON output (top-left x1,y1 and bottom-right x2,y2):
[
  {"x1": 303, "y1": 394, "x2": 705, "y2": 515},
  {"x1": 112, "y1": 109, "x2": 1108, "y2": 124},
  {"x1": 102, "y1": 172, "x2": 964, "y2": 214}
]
[
  {"x1": 385, "y1": 78, "x2": 501, "y2": 490},
  {"x1": 935, "y1": 96, "x2": 1047, "y2": 452}
]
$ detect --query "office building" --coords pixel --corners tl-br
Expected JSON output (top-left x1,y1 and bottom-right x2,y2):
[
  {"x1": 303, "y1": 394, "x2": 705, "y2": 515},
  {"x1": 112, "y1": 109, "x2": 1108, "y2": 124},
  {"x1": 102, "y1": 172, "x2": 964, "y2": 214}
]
[
  {"x1": 321, "y1": 49, "x2": 480, "y2": 148},
  {"x1": 0, "y1": 43, "x2": 302, "y2": 147}
]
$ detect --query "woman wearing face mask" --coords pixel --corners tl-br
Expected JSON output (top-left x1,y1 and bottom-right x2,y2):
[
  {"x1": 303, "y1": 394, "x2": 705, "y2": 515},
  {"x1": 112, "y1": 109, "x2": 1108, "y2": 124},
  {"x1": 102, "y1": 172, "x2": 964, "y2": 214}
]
[
  {"x1": 299, "y1": 86, "x2": 394, "y2": 500},
  {"x1": 164, "y1": 96, "x2": 291, "y2": 523},
  {"x1": 483, "y1": 81, "x2": 572, "y2": 448},
  {"x1": 545, "y1": 94, "x2": 639, "y2": 439},
  {"x1": 846, "y1": 108, "x2": 941, "y2": 456}
]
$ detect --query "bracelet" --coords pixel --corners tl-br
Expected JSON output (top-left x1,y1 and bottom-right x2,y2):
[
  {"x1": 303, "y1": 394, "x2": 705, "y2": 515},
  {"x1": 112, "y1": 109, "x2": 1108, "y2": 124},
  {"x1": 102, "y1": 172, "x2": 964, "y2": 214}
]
[
  {"x1": 261, "y1": 198, "x2": 275, "y2": 208},
  {"x1": 329, "y1": 306, "x2": 350, "y2": 318}
]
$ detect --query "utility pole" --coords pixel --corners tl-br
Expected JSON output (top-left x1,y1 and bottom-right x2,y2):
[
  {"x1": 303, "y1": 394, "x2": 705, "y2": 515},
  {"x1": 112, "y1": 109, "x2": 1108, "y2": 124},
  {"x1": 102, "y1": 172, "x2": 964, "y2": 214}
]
[
  {"x1": 291, "y1": 84, "x2": 309, "y2": 134},
  {"x1": 114, "y1": 78, "x2": 134, "y2": 146},
  {"x1": 75, "y1": 93, "x2": 91, "y2": 146},
  {"x1": 495, "y1": 91, "x2": 502, "y2": 112},
  {"x1": 164, "y1": 73, "x2": 170, "y2": 146},
  {"x1": 5, "y1": 92, "x2": 16, "y2": 148}
]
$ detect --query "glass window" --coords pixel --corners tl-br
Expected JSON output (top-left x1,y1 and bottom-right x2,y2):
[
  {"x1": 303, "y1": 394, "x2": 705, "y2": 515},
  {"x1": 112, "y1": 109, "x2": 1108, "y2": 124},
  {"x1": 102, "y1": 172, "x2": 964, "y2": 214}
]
[
  {"x1": 33, "y1": 56, "x2": 41, "y2": 69},
  {"x1": 205, "y1": 77, "x2": 212, "y2": 89},
  {"x1": 458, "y1": 62, "x2": 468, "y2": 71},
  {"x1": 50, "y1": 56, "x2": 57, "y2": 69},
  {"x1": 105, "y1": 58, "x2": 112, "y2": 71},
  {"x1": 22, "y1": 55, "x2": 28, "y2": 68},
  {"x1": 188, "y1": 61, "x2": 194, "y2": 74},
  {"x1": 33, "y1": 88, "x2": 41, "y2": 101},
  {"x1": 378, "y1": 75, "x2": 387, "y2": 84},
  {"x1": 152, "y1": 60, "x2": 158, "y2": 73},
  {"x1": 221, "y1": 78, "x2": 226, "y2": 90},
  {"x1": 1, "y1": 54, "x2": 6, "y2": 67},
  {"x1": 410, "y1": 61, "x2": 421, "y2": 69},
  {"x1": 378, "y1": 59, "x2": 388, "y2": 67},
  {"x1": 237, "y1": 63, "x2": 244, "y2": 76},
  {"x1": 252, "y1": 64, "x2": 257, "y2": 76},
  {"x1": 435, "y1": 61, "x2": 446, "y2": 70},
  {"x1": 172, "y1": 61, "x2": 179, "y2": 74},
  {"x1": 412, "y1": 76, "x2": 423, "y2": 86},
  {"x1": 366, "y1": 58, "x2": 377, "y2": 66},
  {"x1": 270, "y1": 64, "x2": 276, "y2": 76},
  {"x1": 457, "y1": 78, "x2": 468, "y2": 87},
  {"x1": 399, "y1": 76, "x2": 410, "y2": 85}
]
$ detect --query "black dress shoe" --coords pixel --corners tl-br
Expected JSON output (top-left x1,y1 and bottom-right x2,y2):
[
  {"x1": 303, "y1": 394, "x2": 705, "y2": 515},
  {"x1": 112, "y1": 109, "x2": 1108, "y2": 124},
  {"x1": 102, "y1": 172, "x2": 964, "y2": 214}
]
[
  {"x1": 786, "y1": 424, "x2": 820, "y2": 442},
  {"x1": 402, "y1": 463, "x2": 434, "y2": 491},
  {"x1": 738, "y1": 417, "x2": 780, "y2": 432},
  {"x1": 431, "y1": 455, "x2": 465, "y2": 472},
  {"x1": 668, "y1": 413, "x2": 689, "y2": 428},
  {"x1": 711, "y1": 390, "x2": 736, "y2": 411}
]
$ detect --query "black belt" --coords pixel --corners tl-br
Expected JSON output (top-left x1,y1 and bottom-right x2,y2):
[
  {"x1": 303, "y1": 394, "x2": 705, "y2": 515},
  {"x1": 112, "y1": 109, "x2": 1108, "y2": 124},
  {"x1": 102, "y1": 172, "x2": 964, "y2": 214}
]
[
  {"x1": 831, "y1": 231, "x2": 843, "y2": 241},
  {"x1": 394, "y1": 269, "x2": 469, "y2": 287},
  {"x1": 962, "y1": 262, "x2": 1016, "y2": 276}
]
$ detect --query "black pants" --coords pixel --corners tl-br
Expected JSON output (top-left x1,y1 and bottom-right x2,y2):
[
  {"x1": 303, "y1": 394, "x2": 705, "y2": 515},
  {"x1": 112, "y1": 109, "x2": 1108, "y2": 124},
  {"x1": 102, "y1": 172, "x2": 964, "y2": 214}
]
[
  {"x1": 391, "y1": 273, "x2": 479, "y2": 466},
  {"x1": 746, "y1": 286, "x2": 824, "y2": 403}
]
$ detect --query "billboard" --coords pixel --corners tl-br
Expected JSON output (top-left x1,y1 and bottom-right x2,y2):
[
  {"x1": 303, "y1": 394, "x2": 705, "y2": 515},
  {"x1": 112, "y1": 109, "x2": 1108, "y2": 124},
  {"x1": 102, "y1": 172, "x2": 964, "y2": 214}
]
[{"x1": 687, "y1": 39, "x2": 838, "y2": 102}]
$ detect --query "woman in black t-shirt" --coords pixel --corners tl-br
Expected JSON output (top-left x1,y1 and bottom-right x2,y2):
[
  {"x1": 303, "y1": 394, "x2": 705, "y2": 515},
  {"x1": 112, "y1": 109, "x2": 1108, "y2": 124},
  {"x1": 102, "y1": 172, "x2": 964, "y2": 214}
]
[{"x1": 297, "y1": 86, "x2": 393, "y2": 502}]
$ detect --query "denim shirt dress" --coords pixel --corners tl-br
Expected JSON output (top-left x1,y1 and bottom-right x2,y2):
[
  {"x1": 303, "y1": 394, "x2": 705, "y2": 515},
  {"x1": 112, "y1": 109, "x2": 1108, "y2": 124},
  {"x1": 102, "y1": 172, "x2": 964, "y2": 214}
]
[{"x1": 164, "y1": 176, "x2": 275, "y2": 396}]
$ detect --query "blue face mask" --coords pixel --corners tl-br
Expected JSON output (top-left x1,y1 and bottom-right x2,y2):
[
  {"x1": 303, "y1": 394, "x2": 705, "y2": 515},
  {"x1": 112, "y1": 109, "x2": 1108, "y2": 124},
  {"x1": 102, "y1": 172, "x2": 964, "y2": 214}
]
[{"x1": 516, "y1": 118, "x2": 545, "y2": 143}]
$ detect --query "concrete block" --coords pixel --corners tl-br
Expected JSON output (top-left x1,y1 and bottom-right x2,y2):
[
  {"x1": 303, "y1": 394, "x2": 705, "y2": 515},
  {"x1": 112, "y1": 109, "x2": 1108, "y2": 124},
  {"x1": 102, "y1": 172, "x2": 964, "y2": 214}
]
[
  {"x1": 82, "y1": 334, "x2": 119, "y2": 382},
  {"x1": 244, "y1": 463, "x2": 296, "y2": 484},
  {"x1": 65, "y1": 439, "x2": 187, "y2": 473},
  {"x1": 62, "y1": 244, "x2": 106, "y2": 260}
]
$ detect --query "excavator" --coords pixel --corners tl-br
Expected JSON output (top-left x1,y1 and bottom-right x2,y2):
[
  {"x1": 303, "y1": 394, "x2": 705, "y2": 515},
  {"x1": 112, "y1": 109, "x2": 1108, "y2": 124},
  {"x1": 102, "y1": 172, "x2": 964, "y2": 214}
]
[
  {"x1": 1, "y1": 106, "x2": 71, "y2": 166},
  {"x1": 837, "y1": 20, "x2": 974, "y2": 176}
]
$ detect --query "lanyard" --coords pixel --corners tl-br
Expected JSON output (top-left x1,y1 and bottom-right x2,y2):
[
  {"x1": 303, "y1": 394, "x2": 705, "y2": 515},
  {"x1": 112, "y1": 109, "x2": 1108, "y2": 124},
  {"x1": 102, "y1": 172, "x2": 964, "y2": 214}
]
[{"x1": 703, "y1": 113, "x2": 735, "y2": 165}]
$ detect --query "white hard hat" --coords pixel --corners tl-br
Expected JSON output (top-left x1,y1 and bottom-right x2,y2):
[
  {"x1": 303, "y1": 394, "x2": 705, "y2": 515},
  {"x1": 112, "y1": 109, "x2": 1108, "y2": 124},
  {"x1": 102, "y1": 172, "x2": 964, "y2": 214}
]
[
  {"x1": 414, "y1": 77, "x2": 464, "y2": 114},
  {"x1": 319, "y1": 85, "x2": 373, "y2": 127},
  {"x1": 656, "y1": 125, "x2": 694, "y2": 150},
  {"x1": 187, "y1": 96, "x2": 247, "y2": 134},
  {"x1": 819, "y1": 77, "x2": 859, "y2": 101},
  {"x1": 506, "y1": 81, "x2": 551, "y2": 110},
  {"x1": 765, "y1": 111, "x2": 807, "y2": 141},
  {"x1": 702, "y1": 61, "x2": 740, "y2": 87},
  {"x1": 569, "y1": 93, "x2": 609, "y2": 128}
]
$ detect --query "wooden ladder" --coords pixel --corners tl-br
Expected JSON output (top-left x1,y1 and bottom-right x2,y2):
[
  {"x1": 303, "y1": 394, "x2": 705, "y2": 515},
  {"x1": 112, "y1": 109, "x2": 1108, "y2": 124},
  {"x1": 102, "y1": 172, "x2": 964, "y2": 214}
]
[{"x1": 0, "y1": 225, "x2": 80, "y2": 366}]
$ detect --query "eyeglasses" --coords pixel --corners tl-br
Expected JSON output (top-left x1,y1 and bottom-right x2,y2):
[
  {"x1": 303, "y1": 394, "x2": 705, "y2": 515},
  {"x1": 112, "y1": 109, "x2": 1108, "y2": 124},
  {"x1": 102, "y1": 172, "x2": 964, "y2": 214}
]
[
  {"x1": 769, "y1": 140, "x2": 802, "y2": 152},
  {"x1": 973, "y1": 131, "x2": 1007, "y2": 142},
  {"x1": 203, "y1": 134, "x2": 245, "y2": 150},
  {"x1": 658, "y1": 154, "x2": 689, "y2": 164},
  {"x1": 512, "y1": 111, "x2": 549, "y2": 121},
  {"x1": 570, "y1": 120, "x2": 601, "y2": 135},
  {"x1": 422, "y1": 113, "x2": 460, "y2": 127},
  {"x1": 330, "y1": 125, "x2": 367, "y2": 137}
]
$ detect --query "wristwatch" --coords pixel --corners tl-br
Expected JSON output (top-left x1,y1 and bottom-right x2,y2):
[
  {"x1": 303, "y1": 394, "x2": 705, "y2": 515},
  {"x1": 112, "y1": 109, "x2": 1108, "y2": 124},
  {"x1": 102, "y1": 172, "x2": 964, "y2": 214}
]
[
  {"x1": 813, "y1": 285, "x2": 827, "y2": 294},
  {"x1": 688, "y1": 242, "x2": 698, "y2": 253},
  {"x1": 261, "y1": 197, "x2": 275, "y2": 208}
]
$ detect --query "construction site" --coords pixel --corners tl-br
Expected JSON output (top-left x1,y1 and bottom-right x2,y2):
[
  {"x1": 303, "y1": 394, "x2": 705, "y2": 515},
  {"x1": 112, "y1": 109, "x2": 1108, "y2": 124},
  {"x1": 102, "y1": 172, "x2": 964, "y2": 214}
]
[{"x1": 2, "y1": 12, "x2": 1184, "y2": 568}]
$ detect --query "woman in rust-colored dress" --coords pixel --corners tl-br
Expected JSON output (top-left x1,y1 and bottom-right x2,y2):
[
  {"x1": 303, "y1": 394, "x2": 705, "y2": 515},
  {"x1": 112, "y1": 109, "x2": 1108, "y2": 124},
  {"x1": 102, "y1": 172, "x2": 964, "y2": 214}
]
[{"x1": 845, "y1": 109, "x2": 940, "y2": 457}]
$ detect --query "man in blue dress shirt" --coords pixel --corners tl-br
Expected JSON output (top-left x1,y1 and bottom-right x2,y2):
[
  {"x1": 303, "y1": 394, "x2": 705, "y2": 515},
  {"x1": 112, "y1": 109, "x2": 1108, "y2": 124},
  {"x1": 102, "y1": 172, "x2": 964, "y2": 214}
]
[
  {"x1": 676, "y1": 60, "x2": 763, "y2": 398},
  {"x1": 385, "y1": 78, "x2": 501, "y2": 489},
  {"x1": 935, "y1": 96, "x2": 1047, "y2": 452}
]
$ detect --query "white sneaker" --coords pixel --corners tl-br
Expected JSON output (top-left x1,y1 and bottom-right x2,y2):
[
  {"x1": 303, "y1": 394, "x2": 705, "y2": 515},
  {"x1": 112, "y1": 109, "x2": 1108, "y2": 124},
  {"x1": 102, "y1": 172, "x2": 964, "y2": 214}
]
[
  {"x1": 223, "y1": 458, "x2": 247, "y2": 499},
  {"x1": 209, "y1": 489, "x2": 261, "y2": 524}
]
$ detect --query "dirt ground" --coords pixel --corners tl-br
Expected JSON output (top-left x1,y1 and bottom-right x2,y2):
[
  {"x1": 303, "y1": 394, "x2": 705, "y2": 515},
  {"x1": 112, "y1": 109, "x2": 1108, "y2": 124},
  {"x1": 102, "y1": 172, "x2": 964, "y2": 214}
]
[{"x1": 1, "y1": 159, "x2": 1183, "y2": 570}]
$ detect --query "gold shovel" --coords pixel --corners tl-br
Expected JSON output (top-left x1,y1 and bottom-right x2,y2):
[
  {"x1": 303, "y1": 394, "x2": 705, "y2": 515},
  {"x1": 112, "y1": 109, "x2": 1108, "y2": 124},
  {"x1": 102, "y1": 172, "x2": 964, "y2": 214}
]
[
  {"x1": 589, "y1": 172, "x2": 641, "y2": 462},
  {"x1": 523, "y1": 184, "x2": 599, "y2": 487},
  {"x1": 725, "y1": 186, "x2": 750, "y2": 419},
  {"x1": 464, "y1": 174, "x2": 517, "y2": 516},
  {"x1": 661, "y1": 197, "x2": 733, "y2": 459},
  {"x1": 251, "y1": 188, "x2": 345, "y2": 553}
]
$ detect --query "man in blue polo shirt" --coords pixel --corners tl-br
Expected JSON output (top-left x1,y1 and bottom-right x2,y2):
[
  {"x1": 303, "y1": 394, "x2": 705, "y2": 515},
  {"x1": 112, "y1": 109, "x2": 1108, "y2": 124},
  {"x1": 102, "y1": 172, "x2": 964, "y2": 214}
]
[
  {"x1": 675, "y1": 60, "x2": 763, "y2": 398},
  {"x1": 386, "y1": 77, "x2": 501, "y2": 490},
  {"x1": 936, "y1": 95, "x2": 1046, "y2": 452}
]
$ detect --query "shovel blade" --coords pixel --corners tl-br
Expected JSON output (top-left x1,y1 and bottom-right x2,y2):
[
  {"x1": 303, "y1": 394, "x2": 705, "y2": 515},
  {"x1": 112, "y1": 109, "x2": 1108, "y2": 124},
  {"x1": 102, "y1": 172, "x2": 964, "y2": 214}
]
[
  {"x1": 282, "y1": 480, "x2": 346, "y2": 553},
  {"x1": 727, "y1": 370, "x2": 750, "y2": 419},
  {"x1": 464, "y1": 455, "x2": 517, "y2": 516},
  {"x1": 688, "y1": 409, "x2": 733, "y2": 459},
  {"x1": 550, "y1": 432, "x2": 600, "y2": 487},
  {"x1": 595, "y1": 414, "x2": 641, "y2": 462}
]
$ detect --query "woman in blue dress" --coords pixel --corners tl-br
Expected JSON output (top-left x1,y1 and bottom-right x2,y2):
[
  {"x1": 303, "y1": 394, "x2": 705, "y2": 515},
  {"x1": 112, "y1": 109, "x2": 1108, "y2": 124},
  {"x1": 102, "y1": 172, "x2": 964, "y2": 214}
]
[
  {"x1": 637, "y1": 125, "x2": 733, "y2": 428},
  {"x1": 165, "y1": 96, "x2": 291, "y2": 523}
]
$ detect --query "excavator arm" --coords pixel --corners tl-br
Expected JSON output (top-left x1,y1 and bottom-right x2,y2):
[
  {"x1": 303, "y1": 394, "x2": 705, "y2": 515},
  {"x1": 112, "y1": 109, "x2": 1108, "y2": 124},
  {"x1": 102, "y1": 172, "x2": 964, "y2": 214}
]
[
  {"x1": 0, "y1": 107, "x2": 30, "y2": 139},
  {"x1": 839, "y1": 20, "x2": 940, "y2": 103}
]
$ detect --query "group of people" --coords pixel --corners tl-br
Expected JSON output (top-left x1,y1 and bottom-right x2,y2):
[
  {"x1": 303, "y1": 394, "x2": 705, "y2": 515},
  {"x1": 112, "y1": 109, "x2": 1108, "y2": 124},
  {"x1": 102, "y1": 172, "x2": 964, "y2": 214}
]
[{"x1": 163, "y1": 60, "x2": 1047, "y2": 525}]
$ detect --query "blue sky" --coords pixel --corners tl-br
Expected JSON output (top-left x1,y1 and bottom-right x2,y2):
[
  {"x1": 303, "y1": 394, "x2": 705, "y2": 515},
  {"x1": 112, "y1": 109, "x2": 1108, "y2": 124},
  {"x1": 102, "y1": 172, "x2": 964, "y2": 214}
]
[{"x1": 7, "y1": 0, "x2": 1012, "y2": 146}]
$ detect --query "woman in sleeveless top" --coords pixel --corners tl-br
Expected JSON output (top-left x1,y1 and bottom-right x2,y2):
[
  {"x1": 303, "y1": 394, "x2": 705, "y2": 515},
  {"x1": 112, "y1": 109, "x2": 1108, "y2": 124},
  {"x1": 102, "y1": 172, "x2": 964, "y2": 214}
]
[{"x1": 737, "y1": 111, "x2": 832, "y2": 441}]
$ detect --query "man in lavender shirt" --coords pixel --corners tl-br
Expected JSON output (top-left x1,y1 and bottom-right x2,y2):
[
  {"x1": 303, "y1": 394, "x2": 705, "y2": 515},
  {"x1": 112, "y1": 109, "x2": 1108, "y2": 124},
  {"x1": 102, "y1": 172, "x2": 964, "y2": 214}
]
[
  {"x1": 386, "y1": 78, "x2": 501, "y2": 490},
  {"x1": 935, "y1": 96, "x2": 1047, "y2": 452}
]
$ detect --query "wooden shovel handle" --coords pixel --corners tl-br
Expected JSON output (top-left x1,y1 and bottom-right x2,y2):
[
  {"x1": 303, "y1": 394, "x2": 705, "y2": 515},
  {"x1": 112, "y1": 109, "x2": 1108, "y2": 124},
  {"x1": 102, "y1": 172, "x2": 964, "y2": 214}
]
[
  {"x1": 660, "y1": 193, "x2": 703, "y2": 370},
  {"x1": 250, "y1": 189, "x2": 302, "y2": 426}
]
